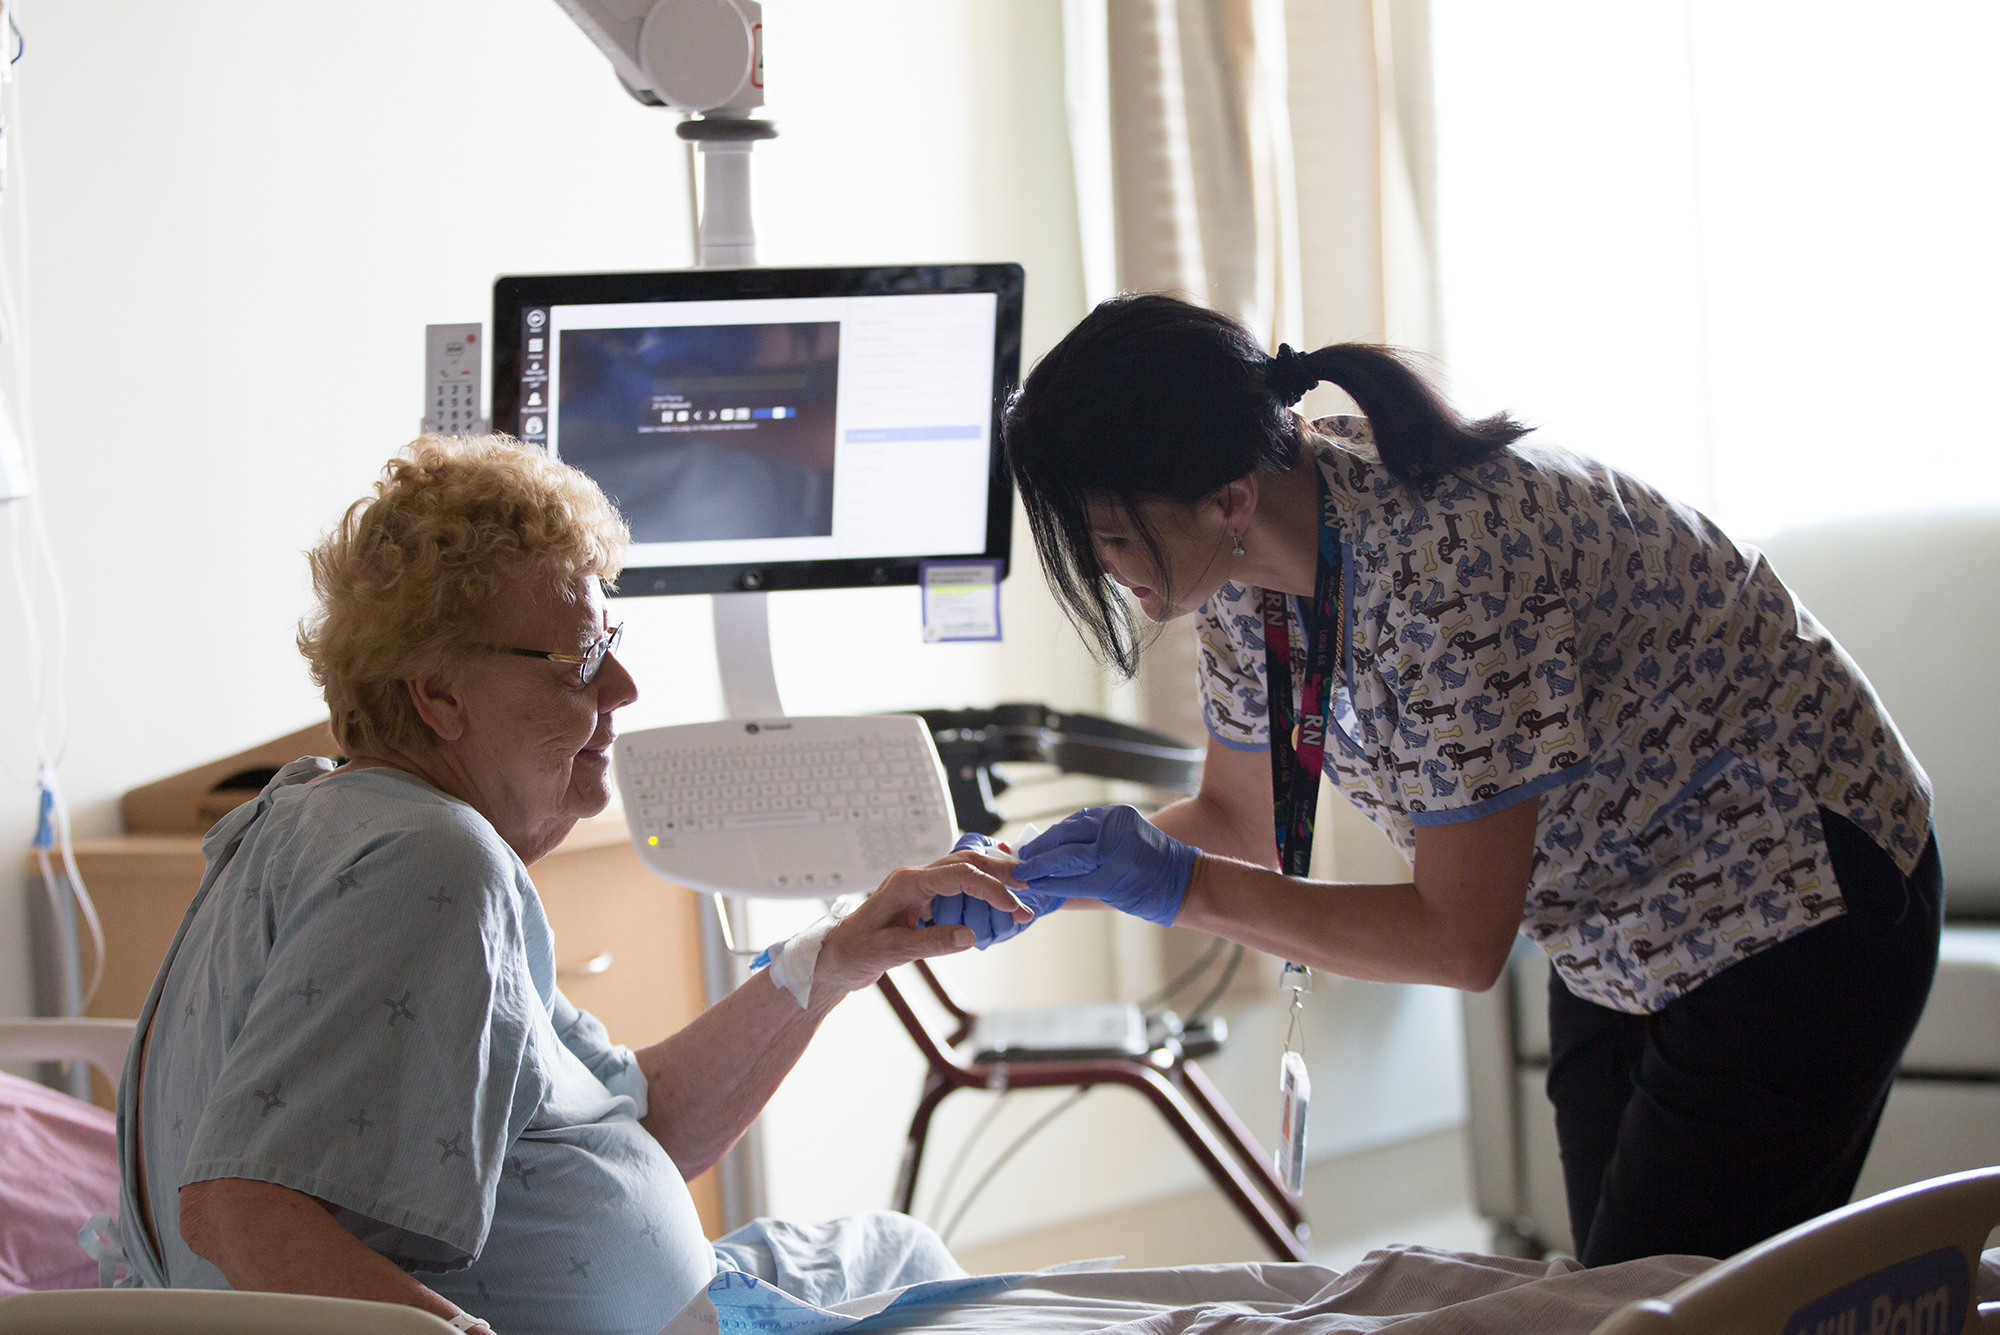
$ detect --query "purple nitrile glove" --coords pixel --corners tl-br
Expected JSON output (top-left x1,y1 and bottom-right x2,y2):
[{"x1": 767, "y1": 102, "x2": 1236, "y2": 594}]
[
  {"x1": 1011, "y1": 806, "x2": 1197, "y2": 927},
  {"x1": 925, "y1": 831, "x2": 1065, "y2": 949}
]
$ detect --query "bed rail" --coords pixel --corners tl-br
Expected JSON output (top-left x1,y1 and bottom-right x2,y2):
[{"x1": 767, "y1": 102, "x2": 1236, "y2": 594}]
[
  {"x1": 0, "y1": 1018, "x2": 136, "y2": 1087},
  {"x1": 0, "y1": 1288, "x2": 460, "y2": 1333},
  {"x1": 1594, "y1": 1166, "x2": 2000, "y2": 1334}
]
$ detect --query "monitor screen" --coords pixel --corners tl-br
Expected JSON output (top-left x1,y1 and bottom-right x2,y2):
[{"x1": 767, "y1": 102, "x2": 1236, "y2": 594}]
[{"x1": 492, "y1": 265, "x2": 1023, "y2": 596}]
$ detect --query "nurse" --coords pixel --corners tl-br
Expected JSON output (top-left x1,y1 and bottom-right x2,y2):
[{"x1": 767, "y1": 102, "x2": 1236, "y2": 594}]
[{"x1": 991, "y1": 294, "x2": 1942, "y2": 1265}]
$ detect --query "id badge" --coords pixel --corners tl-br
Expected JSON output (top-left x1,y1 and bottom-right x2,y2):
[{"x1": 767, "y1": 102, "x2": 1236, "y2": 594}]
[{"x1": 1276, "y1": 1049, "x2": 1311, "y2": 1196}]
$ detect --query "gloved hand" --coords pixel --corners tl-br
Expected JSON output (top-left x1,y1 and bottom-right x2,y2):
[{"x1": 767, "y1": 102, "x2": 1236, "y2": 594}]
[
  {"x1": 925, "y1": 832, "x2": 1065, "y2": 949},
  {"x1": 1012, "y1": 806, "x2": 1197, "y2": 927}
]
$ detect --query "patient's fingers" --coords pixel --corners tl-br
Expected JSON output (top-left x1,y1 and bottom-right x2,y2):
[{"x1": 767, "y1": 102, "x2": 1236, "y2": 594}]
[
  {"x1": 821, "y1": 864, "x2": 1043, "y2": 994},
  {"x1": 921, "y1": 861, "x2": 1032, "y2": 920},
  {"x1": 871, "y1": 862, "x2": 1029, "y2": 924},
  {"x1": 895, "y1": 922, "x2": 987, "y2": 961},
  {"x1": 933, "y1": 848, "x2": 1028, "y2": 890}
]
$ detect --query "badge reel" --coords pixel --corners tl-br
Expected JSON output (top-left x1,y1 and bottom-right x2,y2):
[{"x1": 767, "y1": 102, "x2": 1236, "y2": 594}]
[{"x1": 1277, "y1": 961, "x2": 1312, "y2": 1196}]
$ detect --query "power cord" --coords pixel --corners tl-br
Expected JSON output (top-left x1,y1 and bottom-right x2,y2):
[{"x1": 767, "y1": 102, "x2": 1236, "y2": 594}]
[
  {"x1": 938, "y1": 1087, "x2": 1091, "y2": 1246},
  {"x1": 924, "y1": 1095, "x2": 1005, "y2": 1225},
  {"x1": 0, "y1": 8, "x2": 105, "y2": 1091},
  {"x1": 1137, "y1": 933, "x2": 1228, "y2": 1014},
  {"x1": 1185, "y1": 943, "x2": 1246, "y2": 1026}
]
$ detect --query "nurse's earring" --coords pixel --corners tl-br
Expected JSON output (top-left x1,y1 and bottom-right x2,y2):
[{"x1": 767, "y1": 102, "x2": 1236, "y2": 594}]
[{"x1": 1230, "y1": 530, "x2": 1245, "y2": 558}]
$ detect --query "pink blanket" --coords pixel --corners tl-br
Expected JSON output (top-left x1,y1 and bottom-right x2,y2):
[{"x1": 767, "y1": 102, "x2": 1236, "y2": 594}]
[{"x1": 0, "y1": 1070, "x2": 119, "y2": 1294}]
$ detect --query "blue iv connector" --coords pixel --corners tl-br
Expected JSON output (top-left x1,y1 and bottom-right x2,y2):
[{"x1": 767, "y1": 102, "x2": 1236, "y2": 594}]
[{"x1": 31, "y1": 782, "x2": 55, "y2": 849}]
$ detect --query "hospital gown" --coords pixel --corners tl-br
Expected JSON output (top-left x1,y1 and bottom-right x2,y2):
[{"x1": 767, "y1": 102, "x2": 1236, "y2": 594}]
[{"x1": 127, "y1": 760, "x2": 716, "y2": 1334}]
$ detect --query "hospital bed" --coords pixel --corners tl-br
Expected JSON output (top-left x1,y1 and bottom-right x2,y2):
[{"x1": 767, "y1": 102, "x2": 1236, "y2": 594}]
[
  {"x1": 4, "y1": 1015, "x2": 1998, "y2": 1333},
  {"x1": 0, "y1": 1017, "x2": 457, "y2": 1333}
]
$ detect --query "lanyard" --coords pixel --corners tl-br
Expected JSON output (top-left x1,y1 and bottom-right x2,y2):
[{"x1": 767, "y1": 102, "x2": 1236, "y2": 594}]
[
  {"x1": 1257, "y1": 472, "x2": 1341, "y2": 1197},
  {"x1": 1260, "y1": 507, "x2": 1344, "y2": 879},
  {"x1": 1259, "y1": 493, "x2": 1340, "y2": 1198}
]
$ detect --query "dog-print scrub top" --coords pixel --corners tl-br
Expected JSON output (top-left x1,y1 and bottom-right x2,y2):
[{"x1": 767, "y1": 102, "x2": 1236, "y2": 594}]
[{"x1": 1196, "y1": 418, "x2": 1930, "y2": 1012}]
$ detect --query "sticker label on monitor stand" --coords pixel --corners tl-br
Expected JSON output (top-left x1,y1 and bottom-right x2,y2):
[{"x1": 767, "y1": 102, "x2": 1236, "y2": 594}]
[{"x1": 920, "y1": 560, "x2": 1002, "y2": 642}]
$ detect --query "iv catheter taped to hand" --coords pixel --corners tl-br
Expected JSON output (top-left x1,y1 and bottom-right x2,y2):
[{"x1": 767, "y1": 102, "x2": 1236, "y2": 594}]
[{"x1": 754, "y1": 895, "x2": 863, "y2": 1009}]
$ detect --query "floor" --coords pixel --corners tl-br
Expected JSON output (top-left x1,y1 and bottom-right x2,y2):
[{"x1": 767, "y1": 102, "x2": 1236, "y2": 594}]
[{"x1": 954, "y1": 1124, "x2": 1499, "y2": 1277}]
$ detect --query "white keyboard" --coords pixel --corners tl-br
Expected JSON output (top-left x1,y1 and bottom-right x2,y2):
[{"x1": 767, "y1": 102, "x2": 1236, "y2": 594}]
[{"x1": 613, "y1": 715, "x2": 958, "y2": 897}]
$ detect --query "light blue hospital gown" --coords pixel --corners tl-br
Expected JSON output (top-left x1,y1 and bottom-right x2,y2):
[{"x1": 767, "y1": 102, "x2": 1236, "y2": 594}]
[
  {"x1": 118, "y1": 760, "x2": 962, "y2": 1332},
  {"x1": 1196, "y1": 418, "x2": 1931, "y2": 1013},
  {"x1": 122, "y1": 761, "x2": 715, "y2": 1333}
]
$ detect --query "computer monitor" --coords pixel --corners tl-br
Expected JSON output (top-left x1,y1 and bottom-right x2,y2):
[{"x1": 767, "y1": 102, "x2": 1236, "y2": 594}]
[{"x1": 491, "y1": 264, "x2": 1024, "y2": 597}]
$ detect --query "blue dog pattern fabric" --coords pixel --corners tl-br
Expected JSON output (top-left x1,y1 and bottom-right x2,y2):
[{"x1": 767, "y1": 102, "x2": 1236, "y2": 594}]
[{"x1": 1196, "y1": 417, "x2": 1931, "y2": 1013}]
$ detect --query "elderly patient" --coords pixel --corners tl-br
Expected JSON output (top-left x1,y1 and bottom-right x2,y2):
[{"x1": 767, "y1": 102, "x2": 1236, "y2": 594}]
[{"x1": 114, "y1": 436, "x2": 1029, "y2": 1334}]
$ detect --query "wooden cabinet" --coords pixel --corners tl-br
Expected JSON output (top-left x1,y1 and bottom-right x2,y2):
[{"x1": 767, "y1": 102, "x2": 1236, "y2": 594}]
[{"x1": 40, "y1": 805, "x2": 724, "y2": 1237}]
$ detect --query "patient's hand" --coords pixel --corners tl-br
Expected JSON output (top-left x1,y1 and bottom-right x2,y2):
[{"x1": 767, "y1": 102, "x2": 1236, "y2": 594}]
[
  {"x1": 813, "y1": 852, "x2": 1031, "y2": 997},
  {"x1": 924, "y1": 832, "x2": 1068, "y2": 949}
]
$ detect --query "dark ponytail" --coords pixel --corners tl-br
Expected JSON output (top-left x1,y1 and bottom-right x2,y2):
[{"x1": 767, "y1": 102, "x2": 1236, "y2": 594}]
[
  {"x1": 1272, "y1": 342, "x2": 1532, "y2": 483},
  {"x1": 1004, "y1": 292, "x2": 1530, "y2": 676}
]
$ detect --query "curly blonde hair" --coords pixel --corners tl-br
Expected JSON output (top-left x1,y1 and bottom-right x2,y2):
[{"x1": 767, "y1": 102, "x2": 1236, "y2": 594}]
[{"x1": 298, "y1": 435, "x2": 630, "y2": 756}]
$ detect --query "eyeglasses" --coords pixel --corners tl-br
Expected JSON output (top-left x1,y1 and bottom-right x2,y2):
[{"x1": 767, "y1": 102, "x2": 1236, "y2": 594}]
[{"x1": 490, "y1": 623, "x2": 624, "y2": 685}]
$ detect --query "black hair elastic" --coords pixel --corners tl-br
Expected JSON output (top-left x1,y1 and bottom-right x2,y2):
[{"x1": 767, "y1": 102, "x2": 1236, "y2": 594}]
[{"x1": 1268, "y1": 344, "x2": 1319, "y2": 407}]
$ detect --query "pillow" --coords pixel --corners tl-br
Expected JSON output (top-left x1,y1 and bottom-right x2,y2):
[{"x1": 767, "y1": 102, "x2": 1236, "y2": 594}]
[{"x1": 0, "y1": 1069, "x2": 120, "y2": 1293}]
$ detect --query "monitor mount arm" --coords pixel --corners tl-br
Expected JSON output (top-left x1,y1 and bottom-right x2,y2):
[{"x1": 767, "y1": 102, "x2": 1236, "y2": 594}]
[
  {"x1": 554, "y1": 0, "x2": 782, "y2": 718},
  {"x1": 552, "y1": 0, "x2": 774, "y2": 267}
]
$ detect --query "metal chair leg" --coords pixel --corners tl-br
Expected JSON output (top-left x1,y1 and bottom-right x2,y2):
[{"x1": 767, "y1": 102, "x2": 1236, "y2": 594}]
[
  {"x1": 1100, "y1": 1062, "x2": 1312, "y2": 1262},
  {"x1": 1176, "y1": 1058, "x2": 1307, "y2": 1232},
  {"x1": 894, "y1": 1071, "x2": 954, "y2": 1215}
]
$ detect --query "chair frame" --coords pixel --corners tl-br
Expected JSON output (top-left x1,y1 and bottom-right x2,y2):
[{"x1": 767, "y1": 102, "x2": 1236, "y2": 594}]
[{"x1": 876, "y1": 960, "x2": 1313, "y2": 1262}]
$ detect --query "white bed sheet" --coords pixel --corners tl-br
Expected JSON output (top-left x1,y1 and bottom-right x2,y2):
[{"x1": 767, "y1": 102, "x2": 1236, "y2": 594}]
[{"x1": 664, "y1": 1245, "x2": 1721, "y2": 1335}]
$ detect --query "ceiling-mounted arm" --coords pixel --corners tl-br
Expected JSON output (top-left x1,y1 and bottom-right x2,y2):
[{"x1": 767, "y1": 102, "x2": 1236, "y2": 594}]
[
  {"x1": 552, "y1": 0, "x2": 776, "y2": 267},
  {"x1": 553, "y1": 0, "x2": 765, "y2": 116}
]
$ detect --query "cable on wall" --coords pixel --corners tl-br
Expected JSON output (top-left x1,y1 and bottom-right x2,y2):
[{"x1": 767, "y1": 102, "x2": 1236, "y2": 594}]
[{"x1": 0, "y1": 2, "x2": 105, "y2": 1098}]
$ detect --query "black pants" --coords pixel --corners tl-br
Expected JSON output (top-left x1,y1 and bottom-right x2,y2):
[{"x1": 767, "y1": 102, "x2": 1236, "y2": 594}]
[{"x1": 1545, "y1": 807, "x2": 1943, "y2": 1265}]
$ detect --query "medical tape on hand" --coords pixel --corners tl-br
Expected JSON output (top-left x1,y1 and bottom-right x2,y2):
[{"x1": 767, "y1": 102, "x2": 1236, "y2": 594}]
[{"x1": 763, "y1": 895, "x2": 862, "y2": 1009}]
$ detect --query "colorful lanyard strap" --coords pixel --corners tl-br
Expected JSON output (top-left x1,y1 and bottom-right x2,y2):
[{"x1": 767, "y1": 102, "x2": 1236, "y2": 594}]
[
  {"x1": 1260, "y1": 492, "x2": 1344, "y2": 880},
  {"x1": 1258, "y1": 474, "x2": 1341, "y2": 1199}
]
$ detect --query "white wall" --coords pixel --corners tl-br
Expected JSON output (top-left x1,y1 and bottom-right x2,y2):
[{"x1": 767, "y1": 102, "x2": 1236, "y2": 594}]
[{"x1": 0, "y1": 0, "x2": 1096, "y2": 1028}]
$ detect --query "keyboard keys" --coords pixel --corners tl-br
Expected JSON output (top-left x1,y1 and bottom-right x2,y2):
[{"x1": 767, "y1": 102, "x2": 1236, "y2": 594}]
[{"x1": 725, "y1": 811, "x2": 823, "y2": 831}]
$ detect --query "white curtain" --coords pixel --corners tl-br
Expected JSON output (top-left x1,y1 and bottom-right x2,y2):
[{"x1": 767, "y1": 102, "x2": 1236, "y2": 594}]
[
  {"x1": 1063, "y1": 0, "x2": 1436, "y2": 991},
  {"x1": 1065, "y1": 0, "x2": 1440, "y2": 759},
  {"x1": 1067, "y1": 0, "x2": 1438, "y2": 357}
]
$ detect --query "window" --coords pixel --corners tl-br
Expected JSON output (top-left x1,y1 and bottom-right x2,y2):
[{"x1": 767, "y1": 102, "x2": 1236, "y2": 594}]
[{"x1": 1432, "y1": 1, "x2": 2000, "y2": 537}]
